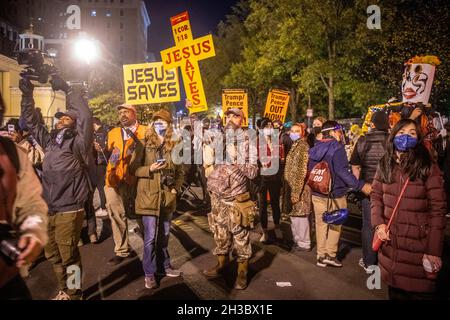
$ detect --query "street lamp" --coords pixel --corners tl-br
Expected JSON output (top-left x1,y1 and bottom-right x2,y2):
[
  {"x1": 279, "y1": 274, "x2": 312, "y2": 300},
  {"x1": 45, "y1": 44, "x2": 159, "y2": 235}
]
[{"x1": 73, "y1": 38, "x2": 98, "y2": 64}]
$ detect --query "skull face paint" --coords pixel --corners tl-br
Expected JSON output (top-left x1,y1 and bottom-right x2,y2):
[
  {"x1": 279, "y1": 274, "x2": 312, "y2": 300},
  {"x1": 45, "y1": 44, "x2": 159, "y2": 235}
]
[{"x1": 402, "y1": 63, "x2": 435, "y2": 104}]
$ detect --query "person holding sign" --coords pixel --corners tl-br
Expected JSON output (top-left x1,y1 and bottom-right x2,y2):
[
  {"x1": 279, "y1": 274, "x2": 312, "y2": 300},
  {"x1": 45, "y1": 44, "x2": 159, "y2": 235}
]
[{"x1": 104, "y1": 104, "x2": 146, "y2": 266}]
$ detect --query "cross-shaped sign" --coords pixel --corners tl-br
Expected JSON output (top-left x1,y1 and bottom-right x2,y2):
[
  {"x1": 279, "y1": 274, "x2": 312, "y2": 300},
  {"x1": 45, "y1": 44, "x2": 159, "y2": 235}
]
[{"x1": 160, "y1": 11, "x2": 215, "y2": 114}]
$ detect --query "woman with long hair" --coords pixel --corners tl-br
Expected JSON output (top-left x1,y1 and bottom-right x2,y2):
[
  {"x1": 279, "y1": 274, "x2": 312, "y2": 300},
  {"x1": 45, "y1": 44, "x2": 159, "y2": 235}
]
[
  {"x1": 129, "y1": 109, "x2": 184, "y2": 289},
  {"x1": 371, "y1": 119, "x2": 446, "y2": 299}
]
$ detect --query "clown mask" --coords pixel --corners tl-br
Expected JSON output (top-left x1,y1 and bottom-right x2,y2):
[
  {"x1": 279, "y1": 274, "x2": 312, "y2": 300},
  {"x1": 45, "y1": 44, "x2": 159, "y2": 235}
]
[{"x1": 402, "y1": 63, "x2": 435, "y2": 105}]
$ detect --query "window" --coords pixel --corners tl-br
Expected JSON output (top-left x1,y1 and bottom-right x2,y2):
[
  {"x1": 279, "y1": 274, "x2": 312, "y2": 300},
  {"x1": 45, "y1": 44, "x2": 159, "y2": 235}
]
[
  {"x1": 91, "y1": 10, "x2": 97, "y2": 17},
  {"x1": 120, "y1": 9, "x2": 124, "y2": 16},
  {"x1": 106, "y1": 9, "x2": 112, "y2": 17}
]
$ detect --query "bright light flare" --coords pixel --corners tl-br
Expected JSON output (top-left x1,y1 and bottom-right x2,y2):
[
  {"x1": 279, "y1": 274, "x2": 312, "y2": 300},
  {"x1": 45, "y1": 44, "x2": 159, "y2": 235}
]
[{"x1": 73, "y1": 39, "x2": 98, "y2": 64}]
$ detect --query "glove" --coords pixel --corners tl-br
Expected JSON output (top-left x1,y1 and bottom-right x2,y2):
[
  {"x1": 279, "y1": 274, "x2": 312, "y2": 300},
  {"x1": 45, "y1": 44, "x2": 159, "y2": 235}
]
[
  {"x1": 19, "y1": 78, "x2": 34, "y2": 97},
  {"x1": 50, "y1": 74, "x2": 70, "y2": 93}
]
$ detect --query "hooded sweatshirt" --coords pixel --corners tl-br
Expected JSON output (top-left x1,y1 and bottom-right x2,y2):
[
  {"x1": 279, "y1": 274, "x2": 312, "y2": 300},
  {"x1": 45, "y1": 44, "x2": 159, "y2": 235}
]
[{"x1": 308, "y1": 139, "x2": 364, "y2": 198}]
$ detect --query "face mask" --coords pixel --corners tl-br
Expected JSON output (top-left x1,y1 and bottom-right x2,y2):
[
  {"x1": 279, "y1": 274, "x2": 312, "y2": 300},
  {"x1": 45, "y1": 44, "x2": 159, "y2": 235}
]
[
  {"x1": 393, "y1": 134, "x2": 418, "y2": 152},
  {"x1": 313, "y1": 126, "x2": 322, "y2": 135},
  {"x1": 154, "y1": 121, "x2": 168, "y2": 136},
  {"x1": 263, "y1": 128, "x2": 273, "y2": 137},
  {"x1": 289, "y1": 133, "x2": 301, "y2": 141}
]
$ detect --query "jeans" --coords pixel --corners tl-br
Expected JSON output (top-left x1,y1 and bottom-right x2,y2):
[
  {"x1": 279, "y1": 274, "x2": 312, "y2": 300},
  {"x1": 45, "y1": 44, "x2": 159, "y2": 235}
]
[
  {"x1": 258, "y1": 179, "x2": 282, "y2": 229},
  {"x1": 142, "y1": 213, "x2": 173, "y2": 277},
  {"x1": 361, "y1": 197, "x2": 377, "y2": 266}
]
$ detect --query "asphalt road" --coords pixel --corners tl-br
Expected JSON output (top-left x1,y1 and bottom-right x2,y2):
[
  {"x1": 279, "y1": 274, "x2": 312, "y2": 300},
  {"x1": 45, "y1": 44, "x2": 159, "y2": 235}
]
[{"x1": 24, "y1": 190, "x2": 450, "y2": 300}]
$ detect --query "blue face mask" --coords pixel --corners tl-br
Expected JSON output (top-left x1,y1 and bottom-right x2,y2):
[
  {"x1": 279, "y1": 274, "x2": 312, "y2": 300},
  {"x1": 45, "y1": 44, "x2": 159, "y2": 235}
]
[
  {"x1": 154, "y1": 121, "x2": 168, "y2": 136},
  {"x1": 289, "y1": 132, "x2": 301, "y2": 141},
  {"x1": 393, "y1": 134, "x2": 418, "y2": 152}
]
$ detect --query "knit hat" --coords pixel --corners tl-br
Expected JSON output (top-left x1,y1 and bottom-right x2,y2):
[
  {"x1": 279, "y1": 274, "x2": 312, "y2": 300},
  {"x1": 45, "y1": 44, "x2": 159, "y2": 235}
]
[{"x1": 152, "y1": 109, "x2": 173, "y2": 123}]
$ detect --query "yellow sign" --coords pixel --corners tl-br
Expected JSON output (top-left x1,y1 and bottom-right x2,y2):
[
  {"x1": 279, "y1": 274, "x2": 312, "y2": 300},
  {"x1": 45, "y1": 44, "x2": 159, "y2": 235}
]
[
  {"x1": 222, "y1": 89, "x2": 248, "y2": 127},
  {"x1": 160, "y1": 11, "x2": 216, "y2": 114},
  {"x1": 123, "y1": 62, "x2": 180, "y2": 105},
  {"x1": 263, "y1": 89, "x2": 290, "y2": 122}
]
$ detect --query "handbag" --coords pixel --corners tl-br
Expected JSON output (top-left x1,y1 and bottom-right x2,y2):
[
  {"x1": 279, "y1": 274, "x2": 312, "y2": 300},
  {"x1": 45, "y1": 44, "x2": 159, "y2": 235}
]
[
  {"x1": 322, "y1": 194, "x2": 349, "y2": 225},
  {"x1": 372, "y1": 177, "x2": 410, "y2": 252}
]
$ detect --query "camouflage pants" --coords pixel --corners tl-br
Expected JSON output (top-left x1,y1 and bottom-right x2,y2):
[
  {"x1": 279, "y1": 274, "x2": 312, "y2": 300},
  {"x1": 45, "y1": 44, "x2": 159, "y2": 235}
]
[{"x1": 207, "y1": 194, "x2": 252, "y2": 262}]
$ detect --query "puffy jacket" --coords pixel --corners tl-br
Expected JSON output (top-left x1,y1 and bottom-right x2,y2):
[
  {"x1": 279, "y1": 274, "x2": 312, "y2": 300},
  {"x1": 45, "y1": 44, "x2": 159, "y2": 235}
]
[
  {"x1": 128, "y1": 130, "x2": 184, "y2": 216},
  {"x1": 350, "y1": 129, "x2": 389, "y2": 183},
  {"x1": 308, "y1": 139, "x2": 364, "y2": 198},
  {"x1": 21, "y1": 86, "x2": 93, "y2": 214},
  {"x1": 371, "y1": 164, "x2": 446, "y2": 293}
]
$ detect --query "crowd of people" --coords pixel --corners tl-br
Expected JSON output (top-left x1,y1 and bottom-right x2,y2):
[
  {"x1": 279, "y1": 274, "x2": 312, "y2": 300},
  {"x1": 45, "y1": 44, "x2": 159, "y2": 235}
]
[{"x1": 1, "y1": 71, "x2": 449, "y2": 300}]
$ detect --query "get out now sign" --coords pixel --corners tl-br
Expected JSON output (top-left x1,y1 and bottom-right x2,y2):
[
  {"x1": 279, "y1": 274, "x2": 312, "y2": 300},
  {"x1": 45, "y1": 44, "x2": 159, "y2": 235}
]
[
  {"x1": 123, "y1": 62, "x2": 180, "y2": 105},
  {"x1": 263, "y1": 89, "x2": 290, "y2": 122},
  {"x1": 222, "y1": 89, "x2": 248, "y2": 127}
]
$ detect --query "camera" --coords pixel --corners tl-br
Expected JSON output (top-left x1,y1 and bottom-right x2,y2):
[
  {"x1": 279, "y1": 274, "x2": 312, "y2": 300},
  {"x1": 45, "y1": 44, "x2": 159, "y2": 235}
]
[
  {"x1": 0, "y1": 223, "x2": 21, "y2": 264},
  {"x1": 17, "y1": 48, "x2": 57, "y2": 84},
  {"x1": 161, "y1": 170, "x2": 176, "y2": 188}
]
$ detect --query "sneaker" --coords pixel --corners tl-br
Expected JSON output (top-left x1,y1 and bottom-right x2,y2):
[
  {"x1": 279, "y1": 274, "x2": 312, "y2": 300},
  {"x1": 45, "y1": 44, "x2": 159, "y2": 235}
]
[
  {"x1": 316, "y1": 256, "x2": 327, "y2": 267},
  {"x1": 107, "y1": 255, "x2": 125, "y2": 266},
  {"x1": 95, "y1": 208, "x2": 109, "y2": 217},
  {"x1": 259, "y1": 231, "x2": 269, "y2": 243},
  {"x1": 158, "y1": 267, "x2": 182, "y2": 278},
  {"x1": 274, "y1": 226, "x2": 283, "y2": 240},
  {"x1": 89, "y1": 234, "x2": 98, "y2": 244},
  {"x1": 292, "y1": 244, "x2": 311, "y2": 252},
  {"x1": 323, "y1": 255, "x2": 343, "y2": 267},
  {"x1": 358, "y1": 258, "x2": 376, "y2": 274},
  {"x1": 52, "y1": 291, "x2": 71, "y2": 300},
  {"x1": 144, "y1": 276, "x2": 158, "y2": 289}
]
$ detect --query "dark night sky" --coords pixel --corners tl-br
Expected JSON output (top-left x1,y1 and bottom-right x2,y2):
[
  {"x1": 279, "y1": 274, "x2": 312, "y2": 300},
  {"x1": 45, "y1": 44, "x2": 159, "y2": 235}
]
[{"x1": 146, "y1": 0, "x2": 239, "y2": 55}]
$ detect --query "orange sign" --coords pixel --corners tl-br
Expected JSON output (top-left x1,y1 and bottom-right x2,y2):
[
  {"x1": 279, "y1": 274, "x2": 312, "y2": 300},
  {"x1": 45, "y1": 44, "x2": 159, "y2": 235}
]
[{"x1": 160, "y1": 11, "x2": 216, "y2": 114}]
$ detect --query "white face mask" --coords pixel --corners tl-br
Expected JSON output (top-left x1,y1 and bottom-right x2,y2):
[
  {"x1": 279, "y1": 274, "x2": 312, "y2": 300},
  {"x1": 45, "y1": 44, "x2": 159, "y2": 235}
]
[{"x1": 263, "y1": 128, "x2": 273, "y2": 137}]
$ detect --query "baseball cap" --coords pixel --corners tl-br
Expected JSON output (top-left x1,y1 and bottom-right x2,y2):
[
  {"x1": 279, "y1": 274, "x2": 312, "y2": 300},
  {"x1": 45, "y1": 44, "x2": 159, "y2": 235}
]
[
  {"x1": 116, "y1": 104, "x2": 136, "y2": 112},
  {"x1": 55, "y1": 110, "x2": 78, "y2": 121}
]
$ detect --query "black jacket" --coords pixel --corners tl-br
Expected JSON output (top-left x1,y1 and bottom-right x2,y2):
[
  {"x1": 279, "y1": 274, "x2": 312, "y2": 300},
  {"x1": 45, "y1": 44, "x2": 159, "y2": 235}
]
[
  {"x1": 350, "y1": 129, "x2": 389, "y2": 184},
  {"x1": 21, "y1": 86, "x2": 93, "y2": 214}
]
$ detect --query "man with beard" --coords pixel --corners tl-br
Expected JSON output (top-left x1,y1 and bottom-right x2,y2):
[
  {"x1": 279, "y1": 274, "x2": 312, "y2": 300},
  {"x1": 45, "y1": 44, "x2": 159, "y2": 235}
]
[
  {"x1": 203, "y1": 108, "x2": 258, "y2": 290},
  {"x1": 19, "y1": 74, "x2": 92, "y2": 300},
  {"x1": 104, "y1": 104, "x2": 146, "y2": 265}
]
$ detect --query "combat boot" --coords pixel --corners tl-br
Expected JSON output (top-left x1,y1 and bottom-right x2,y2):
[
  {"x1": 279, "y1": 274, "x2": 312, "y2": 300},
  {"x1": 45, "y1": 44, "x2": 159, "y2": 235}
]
[
  {"x1": 234, "y1": 260, "x2": 248, "y2": 290},
  {"x1": 203, "y1": 255, "x2": 229, "y2": 278}
]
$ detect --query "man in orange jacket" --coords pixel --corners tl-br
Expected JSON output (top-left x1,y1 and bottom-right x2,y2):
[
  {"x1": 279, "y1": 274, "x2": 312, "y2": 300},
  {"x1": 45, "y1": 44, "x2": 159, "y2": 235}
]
[{"x1": 104, "y1": 104, "x2": 146, "y2": 265}]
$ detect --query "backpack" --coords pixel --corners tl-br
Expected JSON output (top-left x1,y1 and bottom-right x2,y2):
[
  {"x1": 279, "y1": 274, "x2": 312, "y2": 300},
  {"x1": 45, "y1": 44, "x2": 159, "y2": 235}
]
[
  {"x1": 307, "y1": 160, "x2": 332, "y2": 195},
  {"x1": 307, "y1": 145, "x2": 333, "y2": 195}
]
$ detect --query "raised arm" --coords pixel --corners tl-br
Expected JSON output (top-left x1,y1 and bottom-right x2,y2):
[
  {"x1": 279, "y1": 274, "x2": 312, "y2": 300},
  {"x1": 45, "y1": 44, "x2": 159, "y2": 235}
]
[{"x1": 19, "y1": 78, "x2": 51, "y2": 148}]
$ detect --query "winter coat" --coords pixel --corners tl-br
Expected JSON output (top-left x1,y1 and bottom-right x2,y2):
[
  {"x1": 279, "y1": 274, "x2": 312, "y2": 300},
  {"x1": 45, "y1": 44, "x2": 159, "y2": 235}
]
[
  {"x1": 284, "y1": 139, "x2": 311, "y2": 216},
  {"x1": 21, "y1": 86, "x2": 93, "y2": 214},
  {"x1": 350, "y1": 129, "x2": 389, "y2": 184},
  {"x1": 128, "y1": 133, "x2": 184, "y2": 216},
  {"x1": 0, "y1": 139, "x2": 48, "y2": 288},
  {"x1": 371, "y1": 164, "x2": 447, "y2": 293},
  {"x1": 308, "y1": 139, "x2": 364, "y2": 198}
]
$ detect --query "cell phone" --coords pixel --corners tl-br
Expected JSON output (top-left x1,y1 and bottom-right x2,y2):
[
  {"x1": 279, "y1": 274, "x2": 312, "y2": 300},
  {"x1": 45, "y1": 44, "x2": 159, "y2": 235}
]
[
  {"x1": 156, "y1": 159, "x2": 166, "y2": 164},
  {"x1": 7, "y1": 124, "x2": 15, "y2": 134}
]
